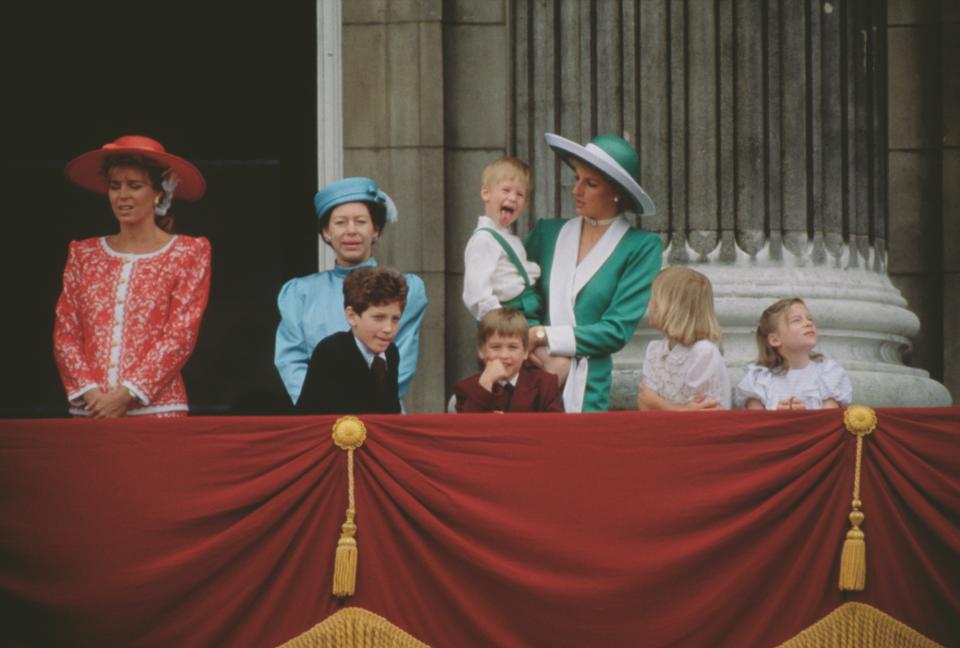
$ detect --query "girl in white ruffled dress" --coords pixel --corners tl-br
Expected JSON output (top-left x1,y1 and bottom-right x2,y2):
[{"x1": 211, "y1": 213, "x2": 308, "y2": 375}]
[
  {"x1": 736, "y1": 298, "x2": 852, "y2": 410},
  {"x1": 637, "y1": 267, "x2": 731, "y2": 410}
]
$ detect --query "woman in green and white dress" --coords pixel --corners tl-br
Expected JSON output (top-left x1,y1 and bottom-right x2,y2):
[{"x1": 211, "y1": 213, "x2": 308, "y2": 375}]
[{"x1": 525, "y1": 133, "x2": 662, "y2": 412}]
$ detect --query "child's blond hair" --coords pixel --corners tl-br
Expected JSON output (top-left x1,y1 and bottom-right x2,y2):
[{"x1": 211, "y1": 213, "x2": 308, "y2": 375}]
[
  {"x1": 481, "y1": 157, "x2": 531, "y2": 193},
  {"x1": 477, "y1": 307, "x2": 529, "y2": 350},
  {"x1": 649, "y1": 267, "x2": 721, "y2": 346},
  {"x1": 755, "y1": 297, "x2": 823, "y2": 373}
]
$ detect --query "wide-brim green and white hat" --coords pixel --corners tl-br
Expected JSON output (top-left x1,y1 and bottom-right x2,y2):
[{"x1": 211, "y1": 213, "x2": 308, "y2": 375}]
[{"x1": 545, "y1": 133, "x2": 656, "y2": 215}]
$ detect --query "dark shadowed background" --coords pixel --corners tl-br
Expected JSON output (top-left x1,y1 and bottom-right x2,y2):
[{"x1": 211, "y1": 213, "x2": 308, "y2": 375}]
[{"x1": 1, "y1": 1, "x2": 318, "y2": 416}]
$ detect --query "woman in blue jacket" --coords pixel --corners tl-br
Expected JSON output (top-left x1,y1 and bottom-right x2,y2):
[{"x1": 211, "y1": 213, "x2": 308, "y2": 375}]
[{"x1": 274, "y1": 177, "x2": 427, "y2": 406}]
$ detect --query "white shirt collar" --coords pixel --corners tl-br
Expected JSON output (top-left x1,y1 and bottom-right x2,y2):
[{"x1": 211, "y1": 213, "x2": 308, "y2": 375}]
[
  {"x1": 496, "y1": 372, "x2": 520, "y2": 388},
  {"x1": 353, "y1": 335, "x2": 387, "y2": 368},
  {"x1": 476, "y1": 215, "x2": 512, "y2": 234}
]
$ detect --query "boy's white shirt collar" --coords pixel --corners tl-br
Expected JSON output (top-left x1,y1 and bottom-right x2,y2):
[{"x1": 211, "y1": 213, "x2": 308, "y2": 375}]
[
  {"x1": 353, "y1": 335, "x2": 387, "y2": 368},
  {"x1": 496, "y1": 372, "x2": 520, "y2": 388},
  {"x1": 475, "y1": 215, "x2": 513, "y2": 234}
]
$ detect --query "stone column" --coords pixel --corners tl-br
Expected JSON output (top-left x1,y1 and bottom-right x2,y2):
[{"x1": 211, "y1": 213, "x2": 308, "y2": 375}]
[
  {"x1": 317, "y1": 0, "x2": 343, "y2": 271},
  {"x1": 513, "y1": 0, "x2": 950, "y2": 407},
  {"x1": 443, "y1": 2, "x2": 515, "y2": 400},
  {"x1": 341, "y1": 1, "x2": 446, "y2": 412},
  {"x1": 887, "y1": 2, "x2": 960, "y2": 404}
]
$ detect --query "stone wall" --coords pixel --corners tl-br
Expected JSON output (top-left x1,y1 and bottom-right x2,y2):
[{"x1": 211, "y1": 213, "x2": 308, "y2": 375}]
[
  {"x1": 339, "y1": 0, "x2": 956, "y2": 410},
  {"x1": 946, "y1": 1, "x2": 960, "y2": 403},
  {"x1": 442, "y1": 1, "x2": 514, "y2": 406},
  {"x1": 342, "y1": 1, "x2": 447, "y2": 412},
  {"x1": 887, "y1": 0, "x2": 959, "y2": 403}
]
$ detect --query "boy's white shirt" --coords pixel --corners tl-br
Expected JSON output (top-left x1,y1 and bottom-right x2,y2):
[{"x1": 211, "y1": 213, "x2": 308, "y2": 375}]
[
  {"x1": 496, "y1": 373, "x2": 520, "y2": 388},
  {"x1": 462, "y1": 216, "x2": 542, "y2": 320},
  {"x1": 353, "y1": 335, "x2": 388, "y2": 368}
]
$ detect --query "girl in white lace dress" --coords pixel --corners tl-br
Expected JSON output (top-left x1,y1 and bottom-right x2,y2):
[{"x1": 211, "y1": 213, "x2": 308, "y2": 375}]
[
  {"x1": 637, "y1": 267, "x2": 731, "y2": 410},
  {"x1": 735, "y1": 298, "x2": 852, "y2": 410}
]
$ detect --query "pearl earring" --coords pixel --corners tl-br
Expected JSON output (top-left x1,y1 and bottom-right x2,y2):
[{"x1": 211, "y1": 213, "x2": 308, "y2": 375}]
[{"x1": 614, "y1": 196, "x2": 620, "y2": 203}]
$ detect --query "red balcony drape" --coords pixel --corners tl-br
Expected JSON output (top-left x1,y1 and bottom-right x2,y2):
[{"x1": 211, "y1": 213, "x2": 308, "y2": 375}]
[{"x1": 0, "y1": 409, "x2": 957, "y2": 647}]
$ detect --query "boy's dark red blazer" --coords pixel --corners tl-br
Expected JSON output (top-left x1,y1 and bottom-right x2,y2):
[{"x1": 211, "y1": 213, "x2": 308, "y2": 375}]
[{"x1": 454, "y1": 365, "x2": 563, "y2": 413}]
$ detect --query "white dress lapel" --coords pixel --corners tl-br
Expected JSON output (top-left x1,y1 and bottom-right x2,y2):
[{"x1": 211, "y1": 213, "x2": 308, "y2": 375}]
[
  {"x1": 547, "y1": 216, "x2": 629, "y2": 413},
  {"x1": 573, "y1": 216, "x2": 629, "y2": 295},
  {"x1": 548, "y1": 218, "x2": 581, "y2": 329}
]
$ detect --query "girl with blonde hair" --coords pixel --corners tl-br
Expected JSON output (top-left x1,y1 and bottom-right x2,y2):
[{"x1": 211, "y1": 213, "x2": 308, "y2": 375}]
[{"x1": 637, "y1": 267, "x2": 730, "y2": 410}]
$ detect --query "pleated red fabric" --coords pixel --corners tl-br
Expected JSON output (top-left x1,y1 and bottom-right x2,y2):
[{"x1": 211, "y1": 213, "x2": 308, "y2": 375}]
[{"x1": 0, "y1": 409, "x2": 957, "y2": 647}]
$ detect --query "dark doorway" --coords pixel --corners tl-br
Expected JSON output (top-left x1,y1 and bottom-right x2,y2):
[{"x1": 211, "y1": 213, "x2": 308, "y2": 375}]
[{"x1": 1, "y1": 2, "x2": 318, "y2": 416}]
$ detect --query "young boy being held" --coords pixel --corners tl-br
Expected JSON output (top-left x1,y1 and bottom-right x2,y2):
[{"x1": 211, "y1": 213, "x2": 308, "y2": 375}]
[
  {"x1": 454, "y1": 307, "x2": 563, "y2": 413},
  {"x1": 461, "y1": 156, "x2": 569, "y2": 382},
  {"x1": 296, "y1": 266, "x2": 407, "y2": 415}
]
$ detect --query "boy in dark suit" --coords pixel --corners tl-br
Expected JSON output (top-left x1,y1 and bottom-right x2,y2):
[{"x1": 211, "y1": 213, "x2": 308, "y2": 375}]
[
  {"x1": 296, "y1": 266, "x2": 407, "y2": 414},
  {"x1": 454, "y1": 307, "x2": 564, "y2": 413}
]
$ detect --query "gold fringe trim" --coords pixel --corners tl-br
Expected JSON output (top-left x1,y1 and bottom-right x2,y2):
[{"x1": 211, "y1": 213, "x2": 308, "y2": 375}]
[
  {"x1": 778, "y1": 602, "x2": 944, "y2": 648},
  {"x1": 839, "y1": 405, "x2": 876, "y2": 591},
  {"x1": 279, "y1": 607, "x2": 429, "y2": 648},
  {"x1": 285, "y1": 603, "x2": 940, "y2": 648},
  {"x1": 331, "y1": 416, "x2": 368, "y2": 598}
]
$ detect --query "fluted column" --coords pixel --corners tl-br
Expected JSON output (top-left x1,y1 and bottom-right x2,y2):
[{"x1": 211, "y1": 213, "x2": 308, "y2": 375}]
[{"x1": 513, "y1": 0, "x2": 949, "y2": 407}]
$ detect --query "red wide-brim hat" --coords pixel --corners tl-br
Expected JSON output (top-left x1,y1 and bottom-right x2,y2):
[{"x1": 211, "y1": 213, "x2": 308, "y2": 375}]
[{"x1": 64, "y1": 135, "x2": 206, "y2": 202}]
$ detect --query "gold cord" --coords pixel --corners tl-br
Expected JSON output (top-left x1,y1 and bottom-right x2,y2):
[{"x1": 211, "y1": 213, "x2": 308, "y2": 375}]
[
  {"x1": 839, "y1": 405, "x2": 876, "y2": 591},
  {"x1": 332, "y1": 416, "x2": 367, "y2": 598}
]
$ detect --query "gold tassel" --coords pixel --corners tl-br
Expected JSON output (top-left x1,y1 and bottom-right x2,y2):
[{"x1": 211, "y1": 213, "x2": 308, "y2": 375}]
[
  {"x1": 839, "y1": 507, "x2": 866, "y2": 590},
  {"x1": 333, "y1": 520, "x2": 358, "y2": 597},
  {"x1": 839, "y1": 406, "x2": 876, "y2": 592},
  {"x1": 331, "y1": 416, "x2": 367, "y2": 599}
]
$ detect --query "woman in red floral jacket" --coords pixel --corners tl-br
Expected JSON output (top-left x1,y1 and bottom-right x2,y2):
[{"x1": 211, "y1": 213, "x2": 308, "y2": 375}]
[{"x1": 54, "y1": 135, "x2": 211, "y2": 417}]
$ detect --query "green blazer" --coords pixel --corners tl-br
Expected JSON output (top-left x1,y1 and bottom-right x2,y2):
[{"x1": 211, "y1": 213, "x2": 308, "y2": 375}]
[{"x1": 525, "y1": 218, "x2": 663, "y2": 411}]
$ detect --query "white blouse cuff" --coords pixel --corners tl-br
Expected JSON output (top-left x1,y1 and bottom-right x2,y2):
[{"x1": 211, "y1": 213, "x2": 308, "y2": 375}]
[
  {"x1": 68, "y1": 383, "x2": 98, "y2": 406},
  {"x1": 122, "y1": 381, "x2": 150, "y2": 406},
  {"x1": 544, "y1": 326, "x2": 576, "y2": 356}
]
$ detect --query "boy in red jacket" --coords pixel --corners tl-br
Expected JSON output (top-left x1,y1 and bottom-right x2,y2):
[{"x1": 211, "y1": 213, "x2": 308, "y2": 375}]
[{"x1": 454, "y1": 308, "x2": 563, "y2": 413}]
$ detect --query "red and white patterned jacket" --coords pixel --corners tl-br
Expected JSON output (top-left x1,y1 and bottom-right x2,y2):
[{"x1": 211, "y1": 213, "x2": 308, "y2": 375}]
[{"x1": 53, "y1": 235, "x2": 211, "y2": 416}]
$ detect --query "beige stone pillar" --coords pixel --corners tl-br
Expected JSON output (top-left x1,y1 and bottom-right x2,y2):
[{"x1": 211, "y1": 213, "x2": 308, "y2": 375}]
[
  {"x1": 341, "y1": 1, "x2": 446, "y2": 412},
  {"x1": 886, "y1": 2, "x2": 960, "y2": 404},
  {"x1": 443, "y1": 1, "x2": 515, "y2": 403}
]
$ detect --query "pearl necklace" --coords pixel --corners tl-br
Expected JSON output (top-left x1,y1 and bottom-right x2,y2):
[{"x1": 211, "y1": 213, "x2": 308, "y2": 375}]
[{"x1": 583, "y1": 215, "x2": 617, "y2": 227}]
